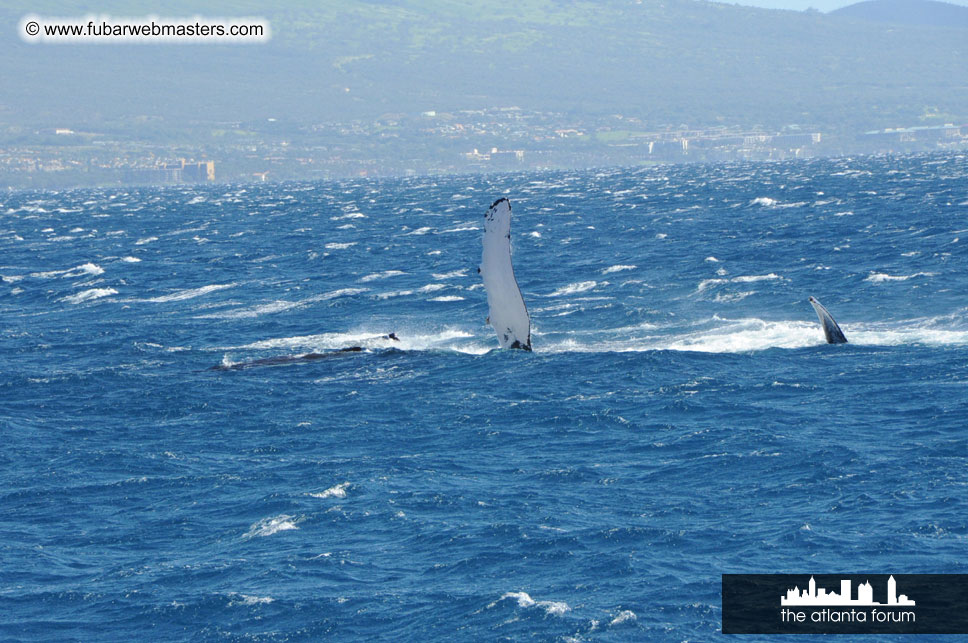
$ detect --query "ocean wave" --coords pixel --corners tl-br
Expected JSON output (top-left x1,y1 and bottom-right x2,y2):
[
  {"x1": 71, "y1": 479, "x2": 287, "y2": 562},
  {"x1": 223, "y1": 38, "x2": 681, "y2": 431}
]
[
  {"x1": 62, "y1": 288, "x2": 118, "y2": 304},
  {"x1": 244, "y1": 515, "x2": 299, "y2": 538},
  {"x1": 310, "y1": 482, "x2": 350, "y2": 499},
  {"x1": 610, "y1": 610, "x2": 637, "y2": 626},
  {"x1": 144, "y1": 284, "x2": 235, "y2": 303},
  {"x1": 197, "y1": 289, "x2": 364, "y2": 319},
  {"x1": 732, "y1": 273, "x2": 780, "y2": 283},
  {"x1": 602, "y1": 264, "x2": 636, "y2": 274},
  {"x1": 360, "y1": 270, "x2": 405, "y2": 282},
  {"x1": 432, "y1": 269, "x2": 468, "y2": 280},
  {"x1": 547, "y1": 281, "x2": 599, "y2": 297},
  {"x1": 491, "y1": 592, "x2": 570, "y2": 617},
  {"x1": 865, "y1": 271, "x2": 936, "y2": 283},
  {"x1": 31, "y1": 262, "x2": 104, "y2": 279},
  {"x1": 228, "y1": 594, "x2": 274, "y2": 606}
]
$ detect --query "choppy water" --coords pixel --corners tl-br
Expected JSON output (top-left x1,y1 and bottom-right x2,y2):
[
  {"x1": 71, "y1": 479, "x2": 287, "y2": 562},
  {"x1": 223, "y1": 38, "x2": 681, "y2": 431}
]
[{"x1": 2, "y1": 153, "x2": 967, "y2": 641}]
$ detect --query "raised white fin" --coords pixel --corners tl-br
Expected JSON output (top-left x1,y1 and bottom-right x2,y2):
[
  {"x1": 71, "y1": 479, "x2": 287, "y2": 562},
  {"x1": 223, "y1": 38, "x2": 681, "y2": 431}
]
[
  {"x1": 808, "y1": 296, "x2": 848, "y2": 344},
  {"x1": 480, "y1": 198, "x2": 531, "y2": 350}
]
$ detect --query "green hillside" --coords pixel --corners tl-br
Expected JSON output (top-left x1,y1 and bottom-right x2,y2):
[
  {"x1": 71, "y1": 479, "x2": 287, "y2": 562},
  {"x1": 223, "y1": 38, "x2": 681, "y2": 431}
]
[{"x1": 2, "y1": 0, "x2": 966, "y2": 132}]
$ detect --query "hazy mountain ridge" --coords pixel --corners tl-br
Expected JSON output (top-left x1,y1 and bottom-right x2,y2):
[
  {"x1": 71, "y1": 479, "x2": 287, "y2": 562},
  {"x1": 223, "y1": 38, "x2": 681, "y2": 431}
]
[
  {"x1": 831, "y1": 0, "x2": 968, "y2": 28},
  {"x1": 1, "y1": 0, "x2": 966, "y2": 132}
]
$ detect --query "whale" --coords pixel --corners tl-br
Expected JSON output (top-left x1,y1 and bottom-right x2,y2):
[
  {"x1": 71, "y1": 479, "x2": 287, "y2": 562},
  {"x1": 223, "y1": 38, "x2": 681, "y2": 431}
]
[
  {"x1": 479, "y1": 198, "x2": 532, "y2": 350},
  {"x1": 209, "y1": 347, "x2": 364, "y2": 370},
  {"x1": 808, "y1": 296, "x2": 848, "y2": 344},
  {"x1": 210, "y1": 333, "x2": 399, "y2": 370}
]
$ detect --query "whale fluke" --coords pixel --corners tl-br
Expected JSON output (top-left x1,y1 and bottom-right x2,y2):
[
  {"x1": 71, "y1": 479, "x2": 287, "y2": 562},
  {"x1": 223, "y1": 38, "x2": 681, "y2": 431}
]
[
  {"x1": 808, "y1": 296, "x2": 848, "y2": 344},
  {"x1": 480, "y1": 198, "x2": 531, "y2": 351}
]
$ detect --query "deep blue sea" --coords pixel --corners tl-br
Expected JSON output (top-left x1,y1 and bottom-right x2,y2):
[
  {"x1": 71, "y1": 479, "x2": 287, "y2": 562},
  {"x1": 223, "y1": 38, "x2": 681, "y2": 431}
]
[{"x1": 2, "y1": 153, "x2": 967, "y2": 641}]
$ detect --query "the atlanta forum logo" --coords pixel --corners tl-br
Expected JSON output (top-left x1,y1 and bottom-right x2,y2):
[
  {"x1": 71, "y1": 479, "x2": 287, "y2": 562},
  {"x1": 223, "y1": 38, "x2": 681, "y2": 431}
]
[{"x1": 780, "y1": 575, "x2": 915, "y2": 624}]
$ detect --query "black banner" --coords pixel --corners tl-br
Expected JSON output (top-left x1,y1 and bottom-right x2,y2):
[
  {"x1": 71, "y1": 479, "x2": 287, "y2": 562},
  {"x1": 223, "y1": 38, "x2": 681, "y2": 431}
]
[{"x1": 722, "y1": 574, "x2": 968, "y2": 634}]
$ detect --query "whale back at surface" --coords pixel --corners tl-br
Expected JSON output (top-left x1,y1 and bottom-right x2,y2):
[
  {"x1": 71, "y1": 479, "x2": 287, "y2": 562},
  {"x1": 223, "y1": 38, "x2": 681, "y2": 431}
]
[
  {"x1": 480, "y1": 198, "x2": 531, "y2": 350},
  {"x1": 809, "y1": 296, "x2": 848, "y2": 344}
]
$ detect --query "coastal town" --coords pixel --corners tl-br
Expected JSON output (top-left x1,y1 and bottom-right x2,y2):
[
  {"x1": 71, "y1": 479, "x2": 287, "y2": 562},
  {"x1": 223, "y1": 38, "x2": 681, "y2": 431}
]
[{"x1": 2, "y1": 107, "x2": 966, "y2": 189}]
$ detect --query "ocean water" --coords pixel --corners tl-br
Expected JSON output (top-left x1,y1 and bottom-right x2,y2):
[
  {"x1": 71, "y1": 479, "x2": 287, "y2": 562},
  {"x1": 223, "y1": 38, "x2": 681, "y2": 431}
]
[{"x1": 2, "y1": 153, "x2": 966, "y2": 641}]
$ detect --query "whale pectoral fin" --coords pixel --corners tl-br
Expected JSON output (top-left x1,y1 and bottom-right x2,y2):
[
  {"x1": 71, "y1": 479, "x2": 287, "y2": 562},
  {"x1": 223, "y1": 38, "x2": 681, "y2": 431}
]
[
  {"x1": 481, "y1": 197, "x2": 532, "y2": 351},
  {"x1": 809, "y1": 297, "x2": 848, "y2": 344}
]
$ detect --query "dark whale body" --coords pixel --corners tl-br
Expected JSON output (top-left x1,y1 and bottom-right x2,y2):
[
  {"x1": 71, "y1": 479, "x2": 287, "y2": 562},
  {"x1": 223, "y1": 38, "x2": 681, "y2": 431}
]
[{"x1": 210, "y1": 347, "x2": 363, "y2": 371}]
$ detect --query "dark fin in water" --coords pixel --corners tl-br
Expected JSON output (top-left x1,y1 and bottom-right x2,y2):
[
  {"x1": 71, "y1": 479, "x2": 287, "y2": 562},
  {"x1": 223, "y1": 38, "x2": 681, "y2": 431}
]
[{"x1": 808, "y1": 296, "x2": 848, "y2": 344}]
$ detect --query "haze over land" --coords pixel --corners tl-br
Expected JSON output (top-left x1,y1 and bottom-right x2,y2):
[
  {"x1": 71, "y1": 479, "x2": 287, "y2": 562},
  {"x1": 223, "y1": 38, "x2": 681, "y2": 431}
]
[{"x1": 1, "y1": 0, "x2": 967, "y2": 185}]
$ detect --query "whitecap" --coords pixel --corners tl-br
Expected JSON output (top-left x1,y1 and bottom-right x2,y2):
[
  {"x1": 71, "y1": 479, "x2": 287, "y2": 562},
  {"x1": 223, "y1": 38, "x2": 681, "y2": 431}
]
[
  {"x1": 376, "y1": 290, "x2": 413, "y2": 299},
  {"x1": 418, "y1": 283, "x2": 447, "y2": 293},
  {"x1": 697, "y1": 278, "x2": 728, "y2": 292},
  {"x1": 310, "y1": 482, "x2": 350, "y2": 499},
  {"x1": 430, "y1": 296, "x2": 464, "y2": 302},
  {"x1": 732, "y1": 273, "x2": 780, "y2": 283},
  {"x1": 145, "y1": 283, "x2": 235, "y2": 303},
  {"x1": 360, "y1": 270, "x2": 405, "y2": 282},
  {"x1": 121, "y1": 256, "x2": 141, "y2": 263},
  {"x1": 751, "y1": 197, "x2": 777, "y2": 206},
  {"x1": 229, "y1": 594, "x2": 274, "y2": 606},
  {"x1": 325, "y1": 242, "x2": 356, "y2": 250},
  {"x1": 865, "y1": 271, "x2": 935, "y2": 283},
  {"x1": 602, "y1": 264, "x2": 636, "y2": 274},
  {"x1": 244, "y1": 514, "x2": 299, "y2": 538},
  {"x1": 135, "y1": 236, "x2": 158, "y2": 245},
  {"x1": 610, "y1": 610, "x2": 637, "y2": 626},
  {"x1": 492, "y1": 592, "x2": 570, "y2": 617},
  {"x1": 62, "y1": 288, "x2": 118, "y2": 304},
  {"x1": 31, "y1": 262, "x2": 104, "y2": 279},
  {"x1": 548, "y1": 281, "x2": 598, "y2": 296},
  {"x1": 432, "y1": 269, "x2": 467, "y2": 280}
]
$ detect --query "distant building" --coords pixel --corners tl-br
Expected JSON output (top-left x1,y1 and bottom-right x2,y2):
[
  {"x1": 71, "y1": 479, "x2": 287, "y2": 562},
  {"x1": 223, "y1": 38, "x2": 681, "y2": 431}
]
[{"x1": 122, "y1": 159, "x2": 215, "y2": 185}]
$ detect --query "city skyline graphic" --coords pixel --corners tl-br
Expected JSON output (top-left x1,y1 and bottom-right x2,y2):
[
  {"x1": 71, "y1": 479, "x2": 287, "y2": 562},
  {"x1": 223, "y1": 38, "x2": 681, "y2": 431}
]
[{"x1": 781, "y1": 576, "x2": 915, "y2": 607}]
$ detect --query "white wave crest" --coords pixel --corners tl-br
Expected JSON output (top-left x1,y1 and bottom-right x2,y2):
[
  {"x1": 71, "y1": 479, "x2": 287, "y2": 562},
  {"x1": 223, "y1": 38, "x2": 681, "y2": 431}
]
[
  {"x1": 360, "y1": 270, "x2": 405, "y2": 282},
  {"x1": 548, "y1": 281, "x2": 598, "y2": 297},
  {"x1": 865, "y1": 271, "x2": 936, "y2": 283},
  {"x1": 62, "y1": 288, "x2": 118, "y2": 304},
  {"x1": 228, "y1": 594, "x2": 274, "y2": 606},
  {"x1": 610, "y1": 610, "x2": 637, "y2": 626},
  {"x1": 145, "y1": 283, "x2": 235, "y2": 303},
  {"x1": 602, "y1": 264, "x2": 636, "y2": 274},
  {"x1": 732, "y1": 273, "x2": 780, "y2": 283},
  {"x1": 492, "y1": 592, "x2": 570, "y2": 617},
  {"x1": 751, "y1": 197, "x2": 777, "y2": 206},
  {"x1": 310, "y1": 482, "x2": 350, "y2": 499},
  {"x1": 31, "y1": 262, "x2": 104, "y2": 279},
  {"x1": 244, "y1": 515, "x2": 299, "y2": 538},
  {"x1": 432, "y1": 269, "x2": 467, "y2": 279}
]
